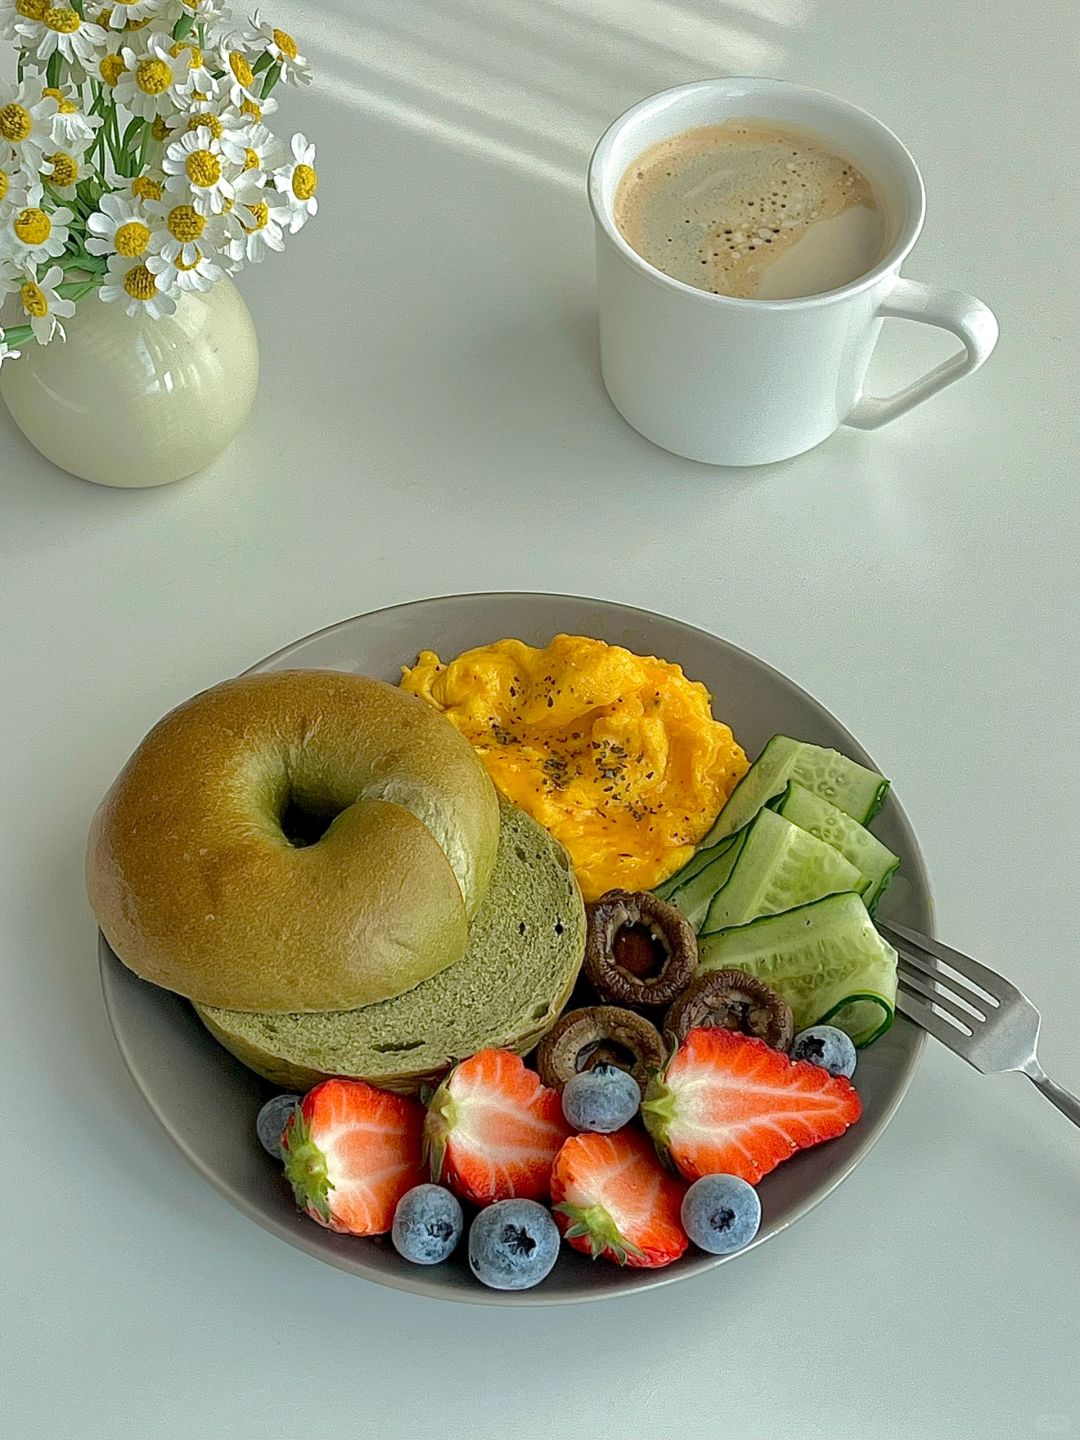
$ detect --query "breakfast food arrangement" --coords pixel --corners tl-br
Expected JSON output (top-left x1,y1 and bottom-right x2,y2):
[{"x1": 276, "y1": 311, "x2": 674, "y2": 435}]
[{"x1": 88, "y1": 627, "x2": 904, "y2": 1293}]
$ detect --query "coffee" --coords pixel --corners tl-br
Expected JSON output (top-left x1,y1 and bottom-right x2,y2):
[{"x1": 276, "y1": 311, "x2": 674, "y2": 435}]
[{"x1": 614, "y1": 120, "x2": 887, "y2": 300}]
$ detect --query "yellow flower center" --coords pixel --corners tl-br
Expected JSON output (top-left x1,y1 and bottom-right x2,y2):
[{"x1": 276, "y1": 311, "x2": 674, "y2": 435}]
[
  {"x1": 185, "y1": 148, "x2": 220, "y2": 187},
  {"x1": 114, "y1": 219, "x2": 150, "y2": 256},
  {"x1": 228, "y1": 50, "x2": 254, "y2": 87},
  {"x1": 244, "y1": 200, "x2": 268, "y2": 231},
  {"x1": 239, "y1": 98, "x2": 262, "y2": 120},
  {"x1": 125, "y1": 15, "x2": 149, "y2": 29},
  {"x1": 185, "y1": 110, "x2": 222, "y2": 139},
  {"x1": 13, "y1": 207, "x2": 51, "y2": 245},
  {"x1": 169, "y1": 40, "x2": 202, "y2": 67},
  {"x1": 243, "y1": 147, "x2": 260, "y2": 171},
  {"x1": 99, "y1": 52, "x2": 126, "y2": 85},
  {"x1": 151, "y1": 115, "x2": 170, "y2": 141},
  {"x1": 175, "y1": 251, "x2": 201, "y2": 271},
  {"x1": 42, "y1": 86, "x2": 63, "y2": 101},
  {"x1": 58, "y1": 98, "x2": 77, "y2": 112},
  {"x1": 44, "y1": 6, "x2": 80, "y2": 31},
  {"x1": 20, "y1": 281, "x2": 49, "y2": 317},
  {"x1": 95, "y1": 3, "x2": 112, "y2": 21},
  {"x1": 136, "y1": 57, "x2": 172, "y2": 94},
  {"x1": 122, "y1": 263, "x2": 157, "y2": 300},
  {"x1": 291, "y1": 163, "x2": 317, "y2": 201},
  {"x1": 131, "y1": 175, "x2": 161, "y2": 200},
  {"x1": 272, "y1": 27, "x2": 297, "y2": 59},
  {"x1": 220, "y1": 195, "x2": 234, "y2": 212},
  {"x1": 17, "y1": 0, "x2": 47, "y2": 19},
  {"x1": 0, "y1": 170, "x2": 8, "y2": 202},
  {"x1": 167, "y1": 203, "x2": 204, "y2": 241},
  {"x1": 0, "y1": 104, "x2": 32, "y2": 143},
  {"x1": 46, "y1": 151, "x2": 78, "y2": 186}
]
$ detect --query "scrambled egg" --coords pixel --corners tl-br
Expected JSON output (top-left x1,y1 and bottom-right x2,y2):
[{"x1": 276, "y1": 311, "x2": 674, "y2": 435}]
[{"x1": 401, "y1": 634, "x2": 748, "y2": 900}]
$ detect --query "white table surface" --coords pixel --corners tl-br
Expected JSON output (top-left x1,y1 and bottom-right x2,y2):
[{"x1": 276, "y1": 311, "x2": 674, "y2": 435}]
[{"x1": 2, "y1": 1, "x2": 1079, "y2": 1436}]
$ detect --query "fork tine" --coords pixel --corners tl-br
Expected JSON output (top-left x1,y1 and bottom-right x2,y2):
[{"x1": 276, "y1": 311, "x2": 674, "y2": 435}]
[
  {"x1": 897, "y1": 963, "x2": 980, "y2": 1029},
  {"x1": 885, "y1": 936, "x2": 998, "y2": 1011},
  {"x1": 897, "y1": 990, "x2": 976, "y2": 1056},
  {"x1": 877, "y1": 919, "x2": 1008, "y2": 1004}
]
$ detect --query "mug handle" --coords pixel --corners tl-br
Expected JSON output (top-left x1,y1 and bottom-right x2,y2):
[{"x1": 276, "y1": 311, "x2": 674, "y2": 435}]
[{"x1": 845, "y1": 278, "x2": 999, "y2": 429}]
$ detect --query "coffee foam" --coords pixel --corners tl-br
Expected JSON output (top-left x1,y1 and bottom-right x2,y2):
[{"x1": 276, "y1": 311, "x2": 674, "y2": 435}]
[{"x1": 614, "y1": 119, "x2": 886, "y2": 300}]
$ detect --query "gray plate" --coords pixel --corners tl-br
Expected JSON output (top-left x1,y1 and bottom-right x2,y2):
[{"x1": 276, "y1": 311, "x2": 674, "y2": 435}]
[{"x1": 100, "y1": 593, "x2": 929, "y2": 1305}]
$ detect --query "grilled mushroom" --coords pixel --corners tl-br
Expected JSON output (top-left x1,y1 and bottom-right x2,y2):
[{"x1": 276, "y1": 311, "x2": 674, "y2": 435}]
[
  {"x1": 664, "y1": 969, "x2": 794, "y2": 1051},
  {"x1": 535, "y1": 1005, "x2": 665, "y2": 1094},
  {"x1": 583, "y1": 890, "x2": 697, "y2": 1008}
]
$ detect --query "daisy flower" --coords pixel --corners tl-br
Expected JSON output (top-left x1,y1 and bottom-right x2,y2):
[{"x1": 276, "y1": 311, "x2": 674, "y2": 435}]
[
  {"x1": 0, "y1": 0, "x2": 47, "y2": 42},
  {"x1": 150, "y1": 197, "x2": 225, "y2": 268},
  {"x1": 40, "y1": 148, "x2": 86, "y2": 199},
  {"x1": 215, "y1": 33, "x2": 262, "y2": 107},
  {"x1": 272, "y1": 132, "x2": 317, "y2": 231},
  {"x1": 42, "y1": 86, "x2": 104, "y2": 153},
  {"x1": 86, "y1": 191, "x2": 156, "y2": 258},
  {"x1": 226, "y1": 171, "x2": 289, "y2": 263},
  {"x1": 166, "y1": 37, "x2": 219, "y2": 98},
  {"x1": 146, "y1": 241, "x2": 222, "y2": 292},
  {"x1": 0, "y1": 82, "x2": 59, "y2": 169},
  {"x1": 219, "y1": 119, "x2": 283, "y2": 176},
  {"x1": 234, "y1": 91, "x2": 277, "y2": 124},
  {"x1": 101, "y1": 0, "x2": 161, "y2": 29},
  {"x1": 113, "y1": 36, "x2": 196, "y2": 119},
  {"x1": 0, "y1": 329, "x2": 21, "y2": 367},
  {"x1": 128, "y1": 170, "x2": 164, "y2": 204},
  {"x1": 17, "y1": 263, "x2": 75, "y2": 343},
  {"x1": 0, "y1": 153, "x2": 42, "y2": 212},
  {"x1": 95, "y1": 46, "x2": 128, "y2": 89},
  {"x1": 0, "y1": 203, "x2": 72, "y2": 265},
  {"x1": 250, "y1": 11, "x2": 311, "y2": 85},
  {"x1": 163, "y1": 129, "x2": 234, "y2": 215},
  {"x1": 99, "y1": 251, "x2": 176, "y2": 317},
  {"x1": 18, "y1": 6, "x2": 107, "y2": 68}
]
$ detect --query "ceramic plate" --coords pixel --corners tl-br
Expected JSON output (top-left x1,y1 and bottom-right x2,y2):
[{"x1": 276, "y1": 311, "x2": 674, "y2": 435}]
[{"x1": 100, "y1": 593, "x2": 929, "y2": 1305}]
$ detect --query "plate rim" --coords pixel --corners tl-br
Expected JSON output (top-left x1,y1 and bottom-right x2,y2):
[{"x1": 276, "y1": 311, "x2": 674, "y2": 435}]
[{"x1": 101, "y1": 591, "x2": 930, "y2": 1306}]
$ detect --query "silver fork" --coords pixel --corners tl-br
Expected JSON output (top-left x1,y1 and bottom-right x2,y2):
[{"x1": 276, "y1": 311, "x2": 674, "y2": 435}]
[{"x1": 876, "y1": 918, "x2": 1080, "y2": 1129}]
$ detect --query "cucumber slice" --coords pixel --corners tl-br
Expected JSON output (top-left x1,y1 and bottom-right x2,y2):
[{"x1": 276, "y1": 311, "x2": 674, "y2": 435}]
[
  {"x1": 654, "y1": 834, "x2": 738, "y2": 901},
  {"x1": 696, "y1": 891, "x2": 898, "y2": 1046},
  {"x1": 770, "y1": 781, "x2": 900, "y2": 913},
  {"x1": 700, "y1": 735, "x2": 890, "y2": 846},
  {"x1": 666, "y1": 833, "x2": 746, "y2": 929},
  {"x1": 700, "y1": 808, "x2": 865, "y2": 934}
]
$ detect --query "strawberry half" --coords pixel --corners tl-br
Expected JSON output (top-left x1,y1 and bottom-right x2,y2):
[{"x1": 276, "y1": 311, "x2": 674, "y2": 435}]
[
  {"x1": 424, "y1": 1048, "x2": 571, "y2": 1205},
  {"x1": 551, "y1": 1128, "x2": 688, "y2": 1268},
  {"x1": 642, "y1": 1027, "x2": 862, "y2": 1187},
  {"x1": 282, "y1": 1078, "x2": 425, "y2": 1236}
]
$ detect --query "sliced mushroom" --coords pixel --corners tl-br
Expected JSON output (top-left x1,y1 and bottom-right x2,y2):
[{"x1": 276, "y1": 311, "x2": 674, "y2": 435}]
[
  {"x1": 665, "y1": 969, "x2": 794, "y2": 1051},
  {"x1": 583, "y1": 890, "x2": 697, "y2": 1008},
  {"x1": 535, "y1": 1005, "x2": 665, "y2": 1095}
]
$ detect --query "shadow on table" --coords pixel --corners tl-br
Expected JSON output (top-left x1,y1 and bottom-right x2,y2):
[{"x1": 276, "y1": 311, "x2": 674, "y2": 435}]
[{"x1": 295, "y1": 0, "x2": 794, "y2": 189}]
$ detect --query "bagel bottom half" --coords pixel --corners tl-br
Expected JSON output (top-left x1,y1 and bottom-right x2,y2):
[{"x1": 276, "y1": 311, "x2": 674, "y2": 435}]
[{"x1": 196, "y1": 801, "x2": 586, "y2": 1094}]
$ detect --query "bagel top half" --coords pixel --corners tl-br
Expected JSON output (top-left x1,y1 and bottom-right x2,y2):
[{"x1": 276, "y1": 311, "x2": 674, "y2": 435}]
[{"x1": 87, "y1": 669, "x2": 501, "y2": 1012}]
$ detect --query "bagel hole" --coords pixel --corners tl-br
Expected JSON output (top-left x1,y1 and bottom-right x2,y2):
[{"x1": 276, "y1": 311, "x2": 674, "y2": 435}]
[{"x1": 279, "y1": 795, "x2": 344, "y2": 848}]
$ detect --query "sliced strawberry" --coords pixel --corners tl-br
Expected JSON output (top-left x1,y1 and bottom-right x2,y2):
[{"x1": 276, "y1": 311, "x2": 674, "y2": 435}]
[
  {"x1": 424, "y1": 1049, "x2": 571, "y2": 1205},
  {"x1": 282, "y1": 1078, "x2": 425, "y2": 1236},
  {"x1": 642, "y1": 1027, "x2": 862, "y2": 1186},
  {"x1": 551, "y1": 1128, "x2": 688, "y2": 1268}
]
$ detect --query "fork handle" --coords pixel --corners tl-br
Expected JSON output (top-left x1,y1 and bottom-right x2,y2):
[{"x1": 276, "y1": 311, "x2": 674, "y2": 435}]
[{"x1": 1026, "y1": 1065, "x2": 1080, "y2": 1130}]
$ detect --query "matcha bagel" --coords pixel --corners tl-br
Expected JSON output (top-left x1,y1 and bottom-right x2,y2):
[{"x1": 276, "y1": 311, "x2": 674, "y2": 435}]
[{"x1": 86, "y1": 670, "x2": 500, "y2": 1012}]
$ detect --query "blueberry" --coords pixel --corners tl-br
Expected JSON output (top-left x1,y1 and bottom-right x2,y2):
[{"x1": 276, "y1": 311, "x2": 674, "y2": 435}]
[
  {"x1": 468, "y1": 1200, "x2": 561, "y2": 1290},
  {"x1": 790, "y1": 1025, "x2": 857, "y2": 1078},
  {"x1": 561, "y1": 1064, "x2": 640, "y2": 1133},
  {"x1": 681, "y1": 1174, "x2": 761, "y2": 1255},
  {"x1": 256, "y1": 1093, "x2": 301, "y2": 1159},
  {"x1": 392, "y1": 1184, "x2": 464, "y2": 1266}
]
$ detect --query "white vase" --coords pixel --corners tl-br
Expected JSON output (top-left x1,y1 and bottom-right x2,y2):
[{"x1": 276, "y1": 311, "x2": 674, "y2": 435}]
[{"x1": 0, "y1": 276, "x2": 259, "y2": 488}]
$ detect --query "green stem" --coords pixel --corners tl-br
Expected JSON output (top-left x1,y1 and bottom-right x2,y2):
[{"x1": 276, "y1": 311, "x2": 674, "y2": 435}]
[
  {"x1": 2, "y1": 324, "x2": 34, "y2": 348},
  {"x1": 251, "y1": 52, "x2": 274, "y2": 76},
  {"x1": 57, "y1": 280, "x2": 100, "y2": 301},
  {"x1": 46, "y1": 51, "x2": 62, "y2": 88},
  {"x1": 172, "y1": 11, "x2": 194, "y2": 40},
  {"x1": 260, "y1": 61, "x2": 281, "y2": 99}
]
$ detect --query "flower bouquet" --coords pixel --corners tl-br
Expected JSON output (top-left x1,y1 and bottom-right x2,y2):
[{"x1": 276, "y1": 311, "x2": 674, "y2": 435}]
[{"x1": 0, "y1": 0, "x2": 318, "y2": 367}]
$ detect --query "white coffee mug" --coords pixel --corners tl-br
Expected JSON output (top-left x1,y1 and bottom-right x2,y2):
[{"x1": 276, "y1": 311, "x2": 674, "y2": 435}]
[{"x1": 588, "y1": 78, "x2": 999, "y2": 466}]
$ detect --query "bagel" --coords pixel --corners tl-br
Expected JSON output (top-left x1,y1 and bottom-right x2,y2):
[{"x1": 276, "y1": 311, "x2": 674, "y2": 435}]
[{"x1": 86, "y1": 670, "x2": 501, "y2": 1012}]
